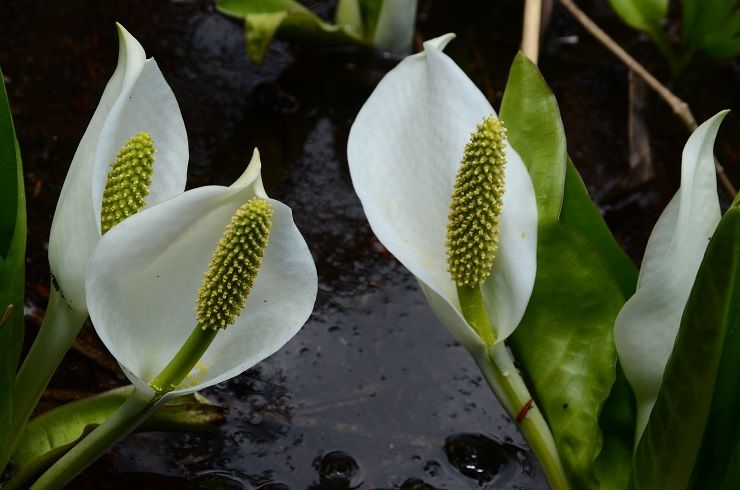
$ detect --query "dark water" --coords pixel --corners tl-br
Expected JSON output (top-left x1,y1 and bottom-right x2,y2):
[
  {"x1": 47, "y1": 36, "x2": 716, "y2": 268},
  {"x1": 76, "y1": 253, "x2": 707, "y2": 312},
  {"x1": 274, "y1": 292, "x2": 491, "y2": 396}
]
[{"x1": 0, "y1": 0, "x2": 738, "y2": 488}]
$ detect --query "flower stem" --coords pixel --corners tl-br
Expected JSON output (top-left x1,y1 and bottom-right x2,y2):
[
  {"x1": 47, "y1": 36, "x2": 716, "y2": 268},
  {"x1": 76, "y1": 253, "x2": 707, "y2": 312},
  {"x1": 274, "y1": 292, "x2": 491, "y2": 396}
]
[
  {"x1": 28, "y1": 387, "x2": 161, "y2": 490},
  {"x1": 149, "y1": 325, "x2": 218, "y2": 392},
  {"x1": 475, "y1": 343, "x2": 572, "y2": 490},
  {"x1": 0, "y1": 287, "x2": 88, "y2": 474},
  {"x1": 456, "y1": 285, "x2": 496, "y2": 346},
  {"x1": 29, "y1": 324, "x2": 219, "y2": 487}
]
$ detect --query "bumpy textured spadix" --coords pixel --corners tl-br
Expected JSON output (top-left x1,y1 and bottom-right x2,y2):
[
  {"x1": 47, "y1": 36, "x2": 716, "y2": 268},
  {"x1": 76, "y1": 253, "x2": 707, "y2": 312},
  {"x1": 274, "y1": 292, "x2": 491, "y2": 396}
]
[
  {"x1": 446, "y1": 116, "x2": 507, "y2": 287},
  {"x1": 100, "y1": 131, "x2": 156, "y2": 234},
  {"x1": 196, "y1": 198, "x2": 273, "y2": 330}
]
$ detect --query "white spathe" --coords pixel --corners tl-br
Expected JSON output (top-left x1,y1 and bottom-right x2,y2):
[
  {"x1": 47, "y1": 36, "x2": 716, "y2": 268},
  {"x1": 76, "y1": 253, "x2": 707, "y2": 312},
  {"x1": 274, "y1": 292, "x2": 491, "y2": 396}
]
[
  {"x1": 614, "y1": 110, "x2": 729, "y2": 440},
  {"x1": 86, "y1": 150, "x2": 318, "y2": 397},
  {"x1": 347, "y1": 34, "x2": 538, "y2": 354},
  {"x1": 48, "y1": 24, "x2": 188, "y2": 312}
]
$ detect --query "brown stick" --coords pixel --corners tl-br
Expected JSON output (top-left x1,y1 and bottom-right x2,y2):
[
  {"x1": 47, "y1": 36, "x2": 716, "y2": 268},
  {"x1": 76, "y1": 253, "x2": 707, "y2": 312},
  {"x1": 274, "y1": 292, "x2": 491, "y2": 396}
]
[
  {"x1": 522, "y1": 0, "x2": 543, "y2": 63},
  {"x1": 557, "y1": 0, "x2": 736, "y2": 197}
]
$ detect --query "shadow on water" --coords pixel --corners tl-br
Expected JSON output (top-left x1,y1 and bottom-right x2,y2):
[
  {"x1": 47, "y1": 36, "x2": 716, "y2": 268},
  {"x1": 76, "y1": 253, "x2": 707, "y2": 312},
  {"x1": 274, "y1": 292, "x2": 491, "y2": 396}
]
[{"x1": 1, "y1": 0, "x2": 738, "y2": 488}]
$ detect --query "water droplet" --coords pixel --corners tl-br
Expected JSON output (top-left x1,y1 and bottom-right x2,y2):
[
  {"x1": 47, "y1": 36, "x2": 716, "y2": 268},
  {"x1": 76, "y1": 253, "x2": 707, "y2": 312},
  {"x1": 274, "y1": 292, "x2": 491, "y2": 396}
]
[
  {"x1": 444, "y1": 433, "x2": 509, "y2": 483},
  {"x1": 316, "y1": 451, "x2": 363, "y2": 489}
]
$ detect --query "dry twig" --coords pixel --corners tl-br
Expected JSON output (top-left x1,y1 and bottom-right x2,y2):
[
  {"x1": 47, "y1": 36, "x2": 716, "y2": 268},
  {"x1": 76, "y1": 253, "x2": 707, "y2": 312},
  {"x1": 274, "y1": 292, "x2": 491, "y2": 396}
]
[{"x1": 557, "y1": 0, "x2": 736, "y2": 197}]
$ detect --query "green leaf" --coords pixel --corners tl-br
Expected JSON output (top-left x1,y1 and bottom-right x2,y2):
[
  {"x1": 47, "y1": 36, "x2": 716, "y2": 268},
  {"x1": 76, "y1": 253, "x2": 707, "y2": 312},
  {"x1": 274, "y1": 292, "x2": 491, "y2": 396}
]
[
  {"x1": 560, "y1": 158, "x2": 638, "y2": 298},
  {"x1": 12, "y1": 386, "x2": 226, "y2": 469},
  {"x1": 217, "y1": 0, "x2": 311, "y2": 15},
  {"x1": 683, "y1": 0, "x2": 740, "y2": 60},
  {"x1": 216, "y1": 0, "x2": 365, "y2": 64},
  {"x1": 334, "y1": 0, "x2": 364, "y2": 38},
  {"x1": 0, "y1": 67, "x2": 26, "y2": 456},
  {"x1": 593, "y1": 363, "x2": 636, "y2": 490},
  {"x1": 502, "y1": 55, "x2": 634, "y2": 488},
  {"x1": 687, "y1": 198, "x2": 740, "y2": 490},
  {"x1": 500, "y1": 52, "x2": 567, "y2": 222},
  {"x1": 560, "y1": 161, "x2": 638, "y2": 489},
  {"x1": 608, "y1": 0, "x2": 668, "y2": 33},
  {"x1": 511, "y1": 222, "x2": 625, "y2": 489},
  {"x1": 632, "y1": 201, "x2": 740, "y2": 489},
  {"x1": 358, "y1": 0, "x2": 382, "y2": 41}
]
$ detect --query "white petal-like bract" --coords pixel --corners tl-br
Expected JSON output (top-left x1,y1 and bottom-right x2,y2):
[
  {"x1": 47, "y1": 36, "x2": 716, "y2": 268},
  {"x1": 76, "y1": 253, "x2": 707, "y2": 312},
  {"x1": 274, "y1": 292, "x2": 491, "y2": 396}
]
[
  {"x1": 86, "y1": 151, "x2": 318, "y2": 396},
  {"x1": 615, "y1": 111, "x2": 728, "y2": 439},
  {"x1": 347, "y1": 34, "x2": 537, "y2": 346},
  {"x1": 48, "y1": 24, "x2": 188, "y2": 312}
]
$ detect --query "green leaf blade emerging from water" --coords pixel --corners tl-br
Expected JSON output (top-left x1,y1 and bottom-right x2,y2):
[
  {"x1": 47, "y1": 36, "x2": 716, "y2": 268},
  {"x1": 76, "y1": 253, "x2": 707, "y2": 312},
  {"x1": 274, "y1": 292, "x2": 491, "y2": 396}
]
[
  {"x1": 500, "y1": 52, "x2": 566, "y2": 223},
  {"x1": 0, "y1": 67, "x2": 26, "y2": 456},
  {"x1": 633, "y1": 200, "x2": 740, "y2": 489},
  {"x1": 501, "y1": 53, "x2": 634, "y2": 489},
  {"x1": 560, "y1": 158, "x2": 638, "y2": 298},
  {"x1": 511, "y1": 222, "x2": 625, "y2": 488},
  {"x1": 216, "y1": 0, "x2": 364, "y2": 64}
]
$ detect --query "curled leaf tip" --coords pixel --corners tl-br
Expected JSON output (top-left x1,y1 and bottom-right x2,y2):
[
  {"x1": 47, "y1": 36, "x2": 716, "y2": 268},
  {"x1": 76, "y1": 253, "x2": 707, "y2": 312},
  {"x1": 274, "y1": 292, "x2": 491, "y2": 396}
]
[
  {"x1": 100, "y1": 131, "x2": 156, "y2": 234},
  {"x1": 446, "y1": 116, "x2": 507, "y2": 287},
  {"x1": 196, "y1": 198, "x2": 273, "y2": 330}
]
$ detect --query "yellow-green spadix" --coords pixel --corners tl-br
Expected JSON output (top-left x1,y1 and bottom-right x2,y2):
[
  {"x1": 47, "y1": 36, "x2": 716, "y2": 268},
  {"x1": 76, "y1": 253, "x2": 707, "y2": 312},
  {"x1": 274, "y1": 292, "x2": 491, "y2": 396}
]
[
  {"x1": 100, "y1": 131, "x2": 156, "y2": 234},
  {"x1": 48, "y1": 23, "x2": 188, "y2": 313},
  {"x1": 347, "y1": 33, "x2": 538, "y2": 352},
  {"x1": 447, "y1": 116, "x2": 507, "y2": 288},
  {"x1": 85, "y1": 149, "x2": 317, "y2": 397}
]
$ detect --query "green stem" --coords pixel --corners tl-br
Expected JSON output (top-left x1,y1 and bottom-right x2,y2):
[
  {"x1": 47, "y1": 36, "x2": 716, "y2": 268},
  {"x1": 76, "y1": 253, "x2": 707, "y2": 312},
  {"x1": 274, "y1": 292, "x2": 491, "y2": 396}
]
[
  {"x1": 149, "y1": 326, "x2": 218, "y2": 392},
  {"x1": 456, "y1": 285, "x2": 496, "y2": 346},
  {"x1": 29, "y1": 387, "x2": 161, "y2": 490},
  {"x1": 30, "y1": 324, "x2": 219, "y2": 488},
  {"x1": 0, "y1": 287, "x2": 88, "y2": 474},
  {"x1": 474, "y1": 343, "x2": 571, "y2": 490},
  {"x1": 456, "y1": 284, "x2": 570, "y2": 489}
]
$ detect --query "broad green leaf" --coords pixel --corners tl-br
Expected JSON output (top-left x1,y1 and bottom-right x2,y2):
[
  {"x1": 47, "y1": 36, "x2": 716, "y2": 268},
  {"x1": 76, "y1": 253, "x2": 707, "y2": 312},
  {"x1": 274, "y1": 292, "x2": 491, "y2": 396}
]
[
  {"x1": 560, "y1": 160, "x2": 637, "y2": 489},
  {"x1": 12, "y1": 386, "x2": 226, "y2": 469},
  {"x1": 502, "y1": 55, "x2": 633, "y2": 488},
  {"x1": 608, "y1": 0, "x2": 668, "y2": 34},
  {"x1": 511, "y1": 222, "x2": 625, "y2": 489},
  {"x1": 216, "y1": 0, "x2": 364, "y2": 64},
  {"x1": 683, "y1": 0, "x2": 740, "y2": 59},
  {"x1": 687, "y1": 197, "x2": 740, "y2": 490},
  {"x1": 500, "y1": 52, "x2": 567, "y2": 222},
  {"x1": 559, "y1": 159, "x2": 638, "y2": 489},
  {"x1": 560, "y1": 158, "x2": 638, "y2": 298},
  {"x1": 0, "y1": 67, "x2": 26, "y2": 454},
  {"x1": 632, "y1": 201, "x2": 740, "y2": 489}
]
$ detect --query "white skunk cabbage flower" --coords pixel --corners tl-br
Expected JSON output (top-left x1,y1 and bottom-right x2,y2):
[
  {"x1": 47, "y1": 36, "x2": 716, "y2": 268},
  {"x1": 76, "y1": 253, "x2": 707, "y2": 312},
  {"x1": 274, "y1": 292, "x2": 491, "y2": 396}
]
[
  {"x1": 85, "y1": 150, "x2": 317, "y2": 397},
  {"x1": 347, "y1": 33, "x2": 538, "y2": 354},
  {"x1": 48, "y1": 23, "x2": 188, "y2": 313},
  {"x1": 615, "y1": 111, "x2": 729, "y2": 440}
]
